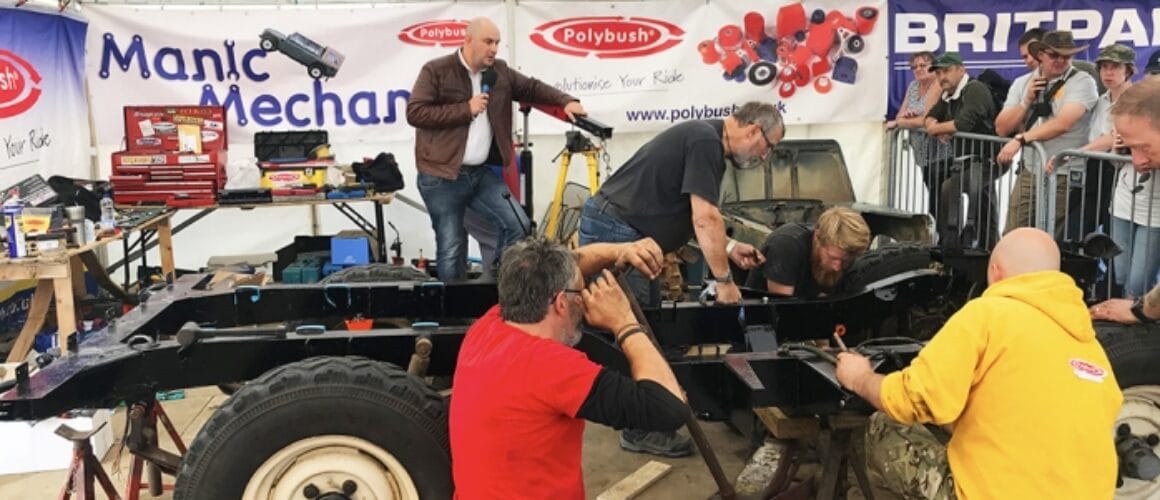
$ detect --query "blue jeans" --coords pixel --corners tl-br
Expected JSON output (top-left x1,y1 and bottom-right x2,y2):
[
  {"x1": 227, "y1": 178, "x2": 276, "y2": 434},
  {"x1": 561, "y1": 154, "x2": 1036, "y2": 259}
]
[
  {"x1": 1111, "y1": 216, "x2": 1160, "y2": 298},
  {"x1": 417, "y1": 168, "x2": 530, "y2": 281},
  {"x1": 579, "y1": 196, "x2": 660, "y2": 307}
]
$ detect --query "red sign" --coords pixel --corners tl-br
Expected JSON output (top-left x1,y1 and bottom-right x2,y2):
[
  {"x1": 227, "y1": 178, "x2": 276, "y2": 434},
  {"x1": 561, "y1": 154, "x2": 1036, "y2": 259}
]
[
  {"x1": 530, "y1": 16, "x2": 684, "y2": 59},
  {"x1": 0, "y1": 50, "x2": 42, "y2": 119},
  {"x1": 398, "y1": 20, "x2": 469, "y2": 47}
]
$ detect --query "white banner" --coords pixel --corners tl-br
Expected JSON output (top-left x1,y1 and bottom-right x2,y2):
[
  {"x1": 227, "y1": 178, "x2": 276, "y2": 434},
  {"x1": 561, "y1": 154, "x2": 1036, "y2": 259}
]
[
  {"x1": 514, "y1": 0, "x2": 888, "y2": 132},
  {"x1": 83, "y1": 3, "x2": 504, "y2": 149},
  {"x1": 0, "y1": 6, "x2": 90, "y2": 190}
]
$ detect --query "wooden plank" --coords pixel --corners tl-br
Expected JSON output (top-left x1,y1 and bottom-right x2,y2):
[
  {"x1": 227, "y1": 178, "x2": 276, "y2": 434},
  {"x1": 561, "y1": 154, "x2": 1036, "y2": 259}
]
[
  {"x1": 0, "y1": 259, "x2": 70, "y2": 280},
  {"x1": 754, "y1": 406, "x2": 819, "y2": 440},
  {"x1": 155, "y1": 215, "x2": 176, "y2": 280},
  {"x1": 596, "y1": 460, "x2": 672, "y2": 500},
  {"x1": 6, "y1": 280, "x2": 54, "y2": 362},
  {"x1": 52, "y1": 275, "x2": 77, "y2": 352}
]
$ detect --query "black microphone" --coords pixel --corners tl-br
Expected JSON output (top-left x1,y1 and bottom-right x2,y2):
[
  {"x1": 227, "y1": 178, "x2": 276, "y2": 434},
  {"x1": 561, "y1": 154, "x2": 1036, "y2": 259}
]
[
  {"x1": 501, "y1": 192, "x2": 532, "y2": 238},
  {"x1": 481, "y1": 68, "x2": 497, "y2": 94}
]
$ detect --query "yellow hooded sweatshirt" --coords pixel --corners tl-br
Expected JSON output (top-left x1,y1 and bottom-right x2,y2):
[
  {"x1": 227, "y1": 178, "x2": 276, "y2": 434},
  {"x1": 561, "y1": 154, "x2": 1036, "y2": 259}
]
[{"x1": 880, "y1": 270, "x2": 1123, "y2": 499}]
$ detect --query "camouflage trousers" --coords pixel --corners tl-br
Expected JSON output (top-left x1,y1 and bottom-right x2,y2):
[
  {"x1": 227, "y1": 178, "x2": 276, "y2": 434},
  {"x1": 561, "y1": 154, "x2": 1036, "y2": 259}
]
[{"x1": 864, "y1": 412, "x2": 957, "y2": 500}]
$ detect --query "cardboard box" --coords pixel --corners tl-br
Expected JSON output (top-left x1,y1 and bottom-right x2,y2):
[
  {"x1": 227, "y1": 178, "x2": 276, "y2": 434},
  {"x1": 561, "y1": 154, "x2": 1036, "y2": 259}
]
[{"x1": 0, "y1": 406, "x2": 115, "y2": 475}]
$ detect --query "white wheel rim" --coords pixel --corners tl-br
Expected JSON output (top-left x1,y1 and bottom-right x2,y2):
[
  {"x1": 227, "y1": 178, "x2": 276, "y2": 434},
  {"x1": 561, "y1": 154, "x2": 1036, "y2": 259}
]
[
  {"x1": 1117, "y1": 385, "x2": 1160, "y2": 499},
  {"x1": 242, "y1": 435, "x2": 420, "y2": 500}
]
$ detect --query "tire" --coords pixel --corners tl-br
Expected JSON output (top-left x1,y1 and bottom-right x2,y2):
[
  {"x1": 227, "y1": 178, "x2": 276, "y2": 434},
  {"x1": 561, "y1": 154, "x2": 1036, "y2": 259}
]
[
  {"x1": 1095, "y1": 322, "x2": 1160, "y2": 499},
  {"x1": 748, "y1": 61, "x2": 777, "y2": 86},
  {"x1": 259, "y1": 38, "x2": 276, "y2": 52},
  {"x1": 840, "y1": 242, "x2": 934, "y2": 292},
  {"x1": 308, "y1": 65, "x2": 324, "y2": 79},
  {"x1": 175, "y1": 356, "x2": 450, "y2": 500},
  {"x1": 320, "y1": 263, "x2": 431, "y2": 284},
  {"x1": 842, "y1": 243, "x2": 943, "y2": 342}
]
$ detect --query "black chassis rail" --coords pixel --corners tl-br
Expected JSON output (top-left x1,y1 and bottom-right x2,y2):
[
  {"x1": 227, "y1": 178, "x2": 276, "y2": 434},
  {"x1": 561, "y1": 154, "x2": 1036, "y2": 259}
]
[{"x1": 0, "y1": 267, "x2": 952, "y2": 422}]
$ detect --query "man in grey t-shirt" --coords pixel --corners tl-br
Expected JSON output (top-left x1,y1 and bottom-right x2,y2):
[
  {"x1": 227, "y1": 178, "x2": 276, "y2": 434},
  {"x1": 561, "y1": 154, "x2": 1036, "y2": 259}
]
[{"x1": 995, "y1": 30, "x2": 1099, "y2": 235}]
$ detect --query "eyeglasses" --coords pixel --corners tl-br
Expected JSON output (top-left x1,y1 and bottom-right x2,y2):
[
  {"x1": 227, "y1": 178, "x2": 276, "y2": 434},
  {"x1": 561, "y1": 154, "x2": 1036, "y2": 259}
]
[
  {"x1": 550, "y1": 288, "x2": 584, "y2": 304},
  {"x1": 1043, "y1": 51, "x2": 1071, "y2": 61},
  {"x1": 759, "y1": 130, "x2": 776, "y2": 156},
  {"x1": 1132, "y1": 172, "x2": 1153, "y2": 194}
]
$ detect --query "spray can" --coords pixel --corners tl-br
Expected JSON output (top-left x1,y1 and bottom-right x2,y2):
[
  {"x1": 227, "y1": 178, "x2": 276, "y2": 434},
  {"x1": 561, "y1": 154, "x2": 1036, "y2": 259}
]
[
  {"x1": 64, "y1": 206, "x2": 86, "y2": 245},
  {"x1": 4, "y1": 200, "x2": 26, "y2": 258}
]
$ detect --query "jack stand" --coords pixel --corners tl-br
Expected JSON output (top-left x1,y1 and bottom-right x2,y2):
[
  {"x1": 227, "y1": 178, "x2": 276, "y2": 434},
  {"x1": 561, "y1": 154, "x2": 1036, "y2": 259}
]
[
  {"x1": 56, "y1": 423, "x2": 122, "y2": 500},
  {"x1": 544, "y1": 130, "x2": 602, "y2": 242},
  {"x1": 124, "y1": 399, "x2": 186, "y2": 500}
]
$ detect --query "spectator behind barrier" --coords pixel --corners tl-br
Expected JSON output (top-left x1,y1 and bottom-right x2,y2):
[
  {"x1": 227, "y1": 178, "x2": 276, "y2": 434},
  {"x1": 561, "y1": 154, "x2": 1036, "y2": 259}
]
[{"x1": 1106, "y1": 79, "x2": 1160, "y2": 299}]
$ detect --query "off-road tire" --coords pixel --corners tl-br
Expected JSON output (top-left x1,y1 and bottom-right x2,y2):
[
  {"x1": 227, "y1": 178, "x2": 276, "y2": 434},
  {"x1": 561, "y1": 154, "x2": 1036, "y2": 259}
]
[
  {"x1": 841, "y1": 242, "x2": 934, "y2": 292},
  {"x1": 174, "y1": 356, "x2": 451, "y2": 499},
  {"x1": 1096, "y1": 321, "x2": 1160, "y2": 388},
  {"x1": 1096, "y1": 321, "x2": 1160, "y2": 499},
  {"x1": 319, "y1": 263, "x2": 430, "y2": 284}
]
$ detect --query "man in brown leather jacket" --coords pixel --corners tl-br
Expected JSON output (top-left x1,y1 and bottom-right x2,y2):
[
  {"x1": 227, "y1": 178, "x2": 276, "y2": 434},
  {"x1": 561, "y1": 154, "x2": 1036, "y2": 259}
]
[{"x1": 407, "y1": 17, "x2": 585, "y2": 281}]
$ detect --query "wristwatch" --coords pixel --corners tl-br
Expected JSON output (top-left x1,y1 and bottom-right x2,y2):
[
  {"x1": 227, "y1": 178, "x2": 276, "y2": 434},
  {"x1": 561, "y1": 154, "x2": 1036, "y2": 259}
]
[
  {"x1": 1131, "y1": 298, "x2": 1157, "y2": 324},
  {"x1": 713, "y1": 271, "x2": 733, "y2": 284}
]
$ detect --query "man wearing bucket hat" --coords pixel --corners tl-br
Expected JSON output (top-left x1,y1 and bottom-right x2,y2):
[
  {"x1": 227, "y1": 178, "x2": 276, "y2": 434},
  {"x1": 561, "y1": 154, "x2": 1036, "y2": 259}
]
[
  {"x1": 922, "y1": 52, "x2": 1001, "y2": 248},
  {"x1": 996, "y1": 30, "x2": 1099, "y2": 236}
]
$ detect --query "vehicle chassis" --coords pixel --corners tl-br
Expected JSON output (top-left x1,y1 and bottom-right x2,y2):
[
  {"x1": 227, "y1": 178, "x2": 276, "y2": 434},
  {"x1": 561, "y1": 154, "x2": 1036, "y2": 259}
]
[{"x1": 0, "y1": 249, "x2": 1109, "y2": 498}]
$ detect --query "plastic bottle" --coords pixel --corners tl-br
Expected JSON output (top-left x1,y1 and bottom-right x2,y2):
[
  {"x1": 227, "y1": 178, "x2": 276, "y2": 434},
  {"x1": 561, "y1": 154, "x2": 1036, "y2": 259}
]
[
  {"x1": 3, "y1": 199, "x2": 26, "y2": 258},
  {"x1": 99, "y1": 193, "x2": 117, "y2": 230}
]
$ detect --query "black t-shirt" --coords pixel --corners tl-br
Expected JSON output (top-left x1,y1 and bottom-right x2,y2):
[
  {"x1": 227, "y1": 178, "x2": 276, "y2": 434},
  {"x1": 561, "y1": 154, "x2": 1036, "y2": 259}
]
[
  {"x1": 598, "y1": 120, "x2": 726, "y2": 253},
  {"x1": 744, "y1": 223, "x2": 828, "y2": 298}
]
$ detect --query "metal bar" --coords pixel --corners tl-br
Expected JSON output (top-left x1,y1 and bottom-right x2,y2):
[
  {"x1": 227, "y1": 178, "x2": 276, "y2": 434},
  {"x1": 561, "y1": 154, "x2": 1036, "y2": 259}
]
[{"x1": 615, "y1": 273, "x2": 736, "y2": 500}]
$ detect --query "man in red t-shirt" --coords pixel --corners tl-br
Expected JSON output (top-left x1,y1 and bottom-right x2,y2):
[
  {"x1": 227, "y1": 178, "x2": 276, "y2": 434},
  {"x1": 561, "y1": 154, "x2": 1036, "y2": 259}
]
[{"x1": 450, "y1": 237, "x2": 689, "y2": 499}]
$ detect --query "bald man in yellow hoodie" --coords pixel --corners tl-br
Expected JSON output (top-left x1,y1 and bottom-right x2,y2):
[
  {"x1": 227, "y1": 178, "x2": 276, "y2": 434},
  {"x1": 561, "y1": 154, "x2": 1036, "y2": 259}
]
[{"x1": 837, "y1": 228, "x2": 1123, "y2": 499}]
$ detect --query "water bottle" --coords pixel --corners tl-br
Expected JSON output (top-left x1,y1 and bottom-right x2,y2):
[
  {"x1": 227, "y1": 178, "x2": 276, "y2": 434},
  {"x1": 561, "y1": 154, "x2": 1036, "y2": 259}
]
[{"x1": 99, "y1": 193, "x2": 117, "y2": 230}]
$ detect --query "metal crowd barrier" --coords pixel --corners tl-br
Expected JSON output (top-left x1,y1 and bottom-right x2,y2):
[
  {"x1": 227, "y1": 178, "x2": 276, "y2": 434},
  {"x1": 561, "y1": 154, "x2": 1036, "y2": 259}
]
[
  {"x1": 886, "y1": 128, "x2": 1050, "y2": 250},
  {"x1": 1052, "y1": 149, "x2": 1158, "y2": 299},
  {"x1": 886, "y1": 128, "x2": 1158, "y2": 299}
]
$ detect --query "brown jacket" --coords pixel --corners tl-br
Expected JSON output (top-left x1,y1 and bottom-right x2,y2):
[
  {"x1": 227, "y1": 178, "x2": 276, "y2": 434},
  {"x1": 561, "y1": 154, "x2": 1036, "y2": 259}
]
[{"x1": 407, "y1": 52, "x2": 576, "y2": 180}]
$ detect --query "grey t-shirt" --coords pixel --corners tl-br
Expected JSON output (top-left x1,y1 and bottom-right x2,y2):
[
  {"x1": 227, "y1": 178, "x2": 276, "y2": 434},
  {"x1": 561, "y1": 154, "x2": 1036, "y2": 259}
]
[
  {"x1": 598, "y1": 120, "x2": 725, "y2": 253},
  {"x1": 1006, "y1": 67, "x2": 1099, "y2": 171}
]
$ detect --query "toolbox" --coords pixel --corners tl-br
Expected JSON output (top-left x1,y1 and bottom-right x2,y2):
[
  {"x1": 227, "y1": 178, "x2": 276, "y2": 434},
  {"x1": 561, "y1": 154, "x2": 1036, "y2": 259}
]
[
  {"x1": 258, "y1": 160, "x2": 331, "y2": 189},
  {"x1": 111, "y1": 106, "x2": 229, "y2": 207}
]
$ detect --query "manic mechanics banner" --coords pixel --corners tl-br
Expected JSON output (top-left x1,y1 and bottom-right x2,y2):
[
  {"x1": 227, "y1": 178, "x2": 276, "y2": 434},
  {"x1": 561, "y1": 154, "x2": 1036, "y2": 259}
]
[
  {"x1": 888, "y1": 1, "x2": 1160, "y2": 117},
  {"x1": 514, "y1": 0, "x2": 889, "y2": 132},
  {"x1": 0, "y1": 6, "x2": 90, "y2": 188},
  {"x1": 83, "y1": 3, "x2": 504, "y2": 148}
]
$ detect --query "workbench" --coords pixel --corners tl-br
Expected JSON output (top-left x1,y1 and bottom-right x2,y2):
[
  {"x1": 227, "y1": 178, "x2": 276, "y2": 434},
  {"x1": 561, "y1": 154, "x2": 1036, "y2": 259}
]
[
  {"x1": 115, "y1": 193, "x2": 399, "y2": 267},
  {"x1": 2, "y1": 211, "x2": 175, "y2": 362}
]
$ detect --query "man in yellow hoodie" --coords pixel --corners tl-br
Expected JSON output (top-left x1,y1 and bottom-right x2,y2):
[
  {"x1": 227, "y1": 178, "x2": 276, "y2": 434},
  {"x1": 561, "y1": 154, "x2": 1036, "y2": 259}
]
[{"x1": 837, "y1": 228, "x2": 1123, "y2": 499}]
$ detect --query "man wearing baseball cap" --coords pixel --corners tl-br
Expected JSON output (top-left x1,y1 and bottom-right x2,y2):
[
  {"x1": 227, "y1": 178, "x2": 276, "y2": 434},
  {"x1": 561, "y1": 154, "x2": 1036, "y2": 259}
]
[
  {"x1": 1145, "y1": 48, "x2": 1160, "y2": 80},
  {"x1": 923, "y1": 52, "x2": 1001, "y2": 248},
  {"x1": 996, "y1": 30, "x2": 1099, "y2": 236}
]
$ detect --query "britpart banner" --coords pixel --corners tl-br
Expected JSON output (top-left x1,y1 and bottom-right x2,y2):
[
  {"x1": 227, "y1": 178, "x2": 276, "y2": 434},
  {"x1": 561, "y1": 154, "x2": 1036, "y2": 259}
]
[
  {"x1": 83, "y1": 3, "x2": 504, "y2": 148},
  {"x1": 0, "y1": 6, "x2": 89, "y2": 188},
  {"x1": 888, "y1": 1, "x2": 1160, "y2": 117},
  {"x1": 514, "y1": 0, "x2": 888, "y2": 132}
]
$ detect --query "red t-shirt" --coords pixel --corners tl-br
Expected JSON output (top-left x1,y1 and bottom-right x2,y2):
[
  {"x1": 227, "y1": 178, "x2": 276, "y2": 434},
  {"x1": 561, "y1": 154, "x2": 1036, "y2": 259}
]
[{"x1": 450, "y1": 305, "x2": 602, "y2": 499}]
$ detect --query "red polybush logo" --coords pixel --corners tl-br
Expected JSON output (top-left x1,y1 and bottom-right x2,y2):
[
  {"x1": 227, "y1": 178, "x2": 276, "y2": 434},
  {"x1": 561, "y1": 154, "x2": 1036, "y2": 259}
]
[
  {"x1": 530, "y1": 16, "x2": 684, "y2": 59},
  {"x1": 0, "y1": 50, "x2": 42, "y2": 119},
  {"x1": 398, "y1": 20, "x2": 469, "y2": 47},
  {"x1": 1069, "y1": 358, "x2": 1107, "y2": 382}
]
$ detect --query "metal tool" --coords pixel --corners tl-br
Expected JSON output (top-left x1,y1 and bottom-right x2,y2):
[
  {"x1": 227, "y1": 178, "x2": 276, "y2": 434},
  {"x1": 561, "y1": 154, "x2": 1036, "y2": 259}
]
[
  {"x1": 832, "y1": 324, "x2": 848, "y2": 352},
  {"x1": 615, "y1": 273, "x2": 737, "y2": 500},
  {"x1": 175, "y1": 322, "x2": 288, "y2": 354}
]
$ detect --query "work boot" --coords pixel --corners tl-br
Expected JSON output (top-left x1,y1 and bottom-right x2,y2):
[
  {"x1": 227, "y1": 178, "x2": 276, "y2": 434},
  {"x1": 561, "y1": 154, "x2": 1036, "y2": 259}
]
[{"x1": 620, "y1": 428, "x2": 695, "y2": 458}]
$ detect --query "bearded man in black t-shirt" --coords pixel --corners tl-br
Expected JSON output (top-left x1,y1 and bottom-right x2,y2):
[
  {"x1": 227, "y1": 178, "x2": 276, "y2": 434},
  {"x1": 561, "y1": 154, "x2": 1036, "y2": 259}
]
[{"x1": 745, "y1": 207, "x2": 871, "y2": 297}]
